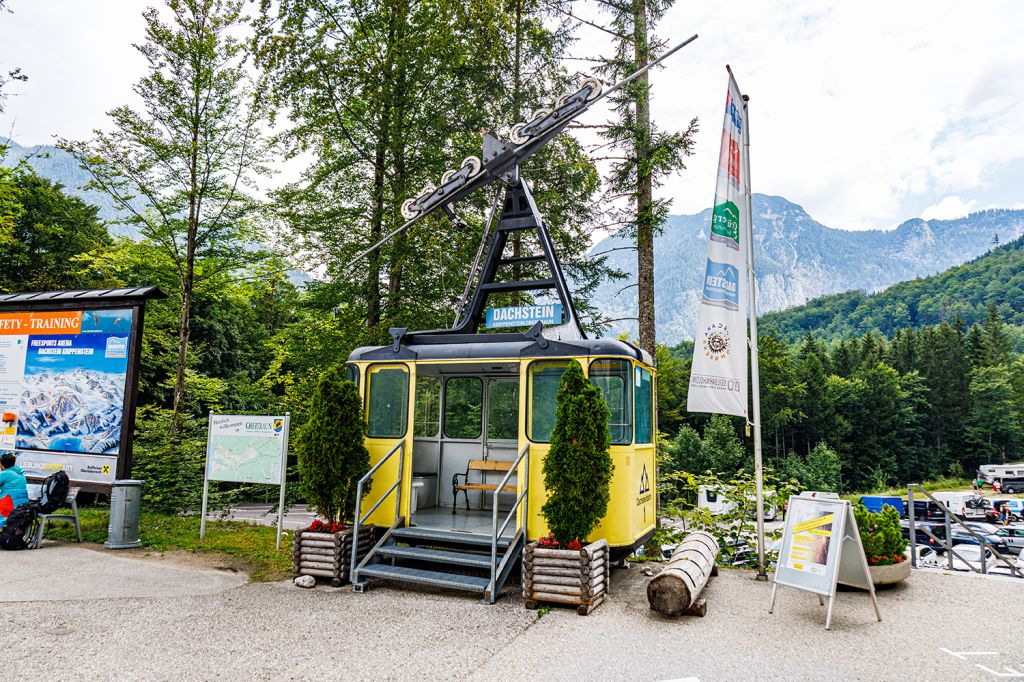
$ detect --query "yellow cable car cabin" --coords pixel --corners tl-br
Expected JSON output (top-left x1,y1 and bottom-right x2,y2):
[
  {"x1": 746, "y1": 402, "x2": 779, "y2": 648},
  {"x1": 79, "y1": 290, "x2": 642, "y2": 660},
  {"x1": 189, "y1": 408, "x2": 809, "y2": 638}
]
[
  {"x1": 347, "y1": 335, "x2": 656, "y2": 601},
  {"x1": 344, "y1": 77, "x2": 656, "y2": 602}
]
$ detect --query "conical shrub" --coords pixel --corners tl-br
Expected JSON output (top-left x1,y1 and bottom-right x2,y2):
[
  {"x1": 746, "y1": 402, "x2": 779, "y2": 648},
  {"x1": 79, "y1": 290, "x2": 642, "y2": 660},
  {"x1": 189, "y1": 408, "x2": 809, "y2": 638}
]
[
  {"x1": 541, "y1": 360, "x2": 614, "y2": 546},
  {"x1": 296, "y1": 367, "x2": 370, "y2": 523}
]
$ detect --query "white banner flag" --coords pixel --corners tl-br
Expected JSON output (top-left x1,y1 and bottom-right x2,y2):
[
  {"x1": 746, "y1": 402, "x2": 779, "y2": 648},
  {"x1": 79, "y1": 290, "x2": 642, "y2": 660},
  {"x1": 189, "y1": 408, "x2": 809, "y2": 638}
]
[{"x1": 687, "y1": 74, "x2": 750, "y2": 418}]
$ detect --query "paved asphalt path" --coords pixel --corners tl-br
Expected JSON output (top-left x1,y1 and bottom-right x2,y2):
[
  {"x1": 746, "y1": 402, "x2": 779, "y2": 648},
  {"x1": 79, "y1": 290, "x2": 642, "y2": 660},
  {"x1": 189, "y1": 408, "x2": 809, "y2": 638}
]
[{"x1": 3, "y1": 544, "x2": 1022, "y2": 681}]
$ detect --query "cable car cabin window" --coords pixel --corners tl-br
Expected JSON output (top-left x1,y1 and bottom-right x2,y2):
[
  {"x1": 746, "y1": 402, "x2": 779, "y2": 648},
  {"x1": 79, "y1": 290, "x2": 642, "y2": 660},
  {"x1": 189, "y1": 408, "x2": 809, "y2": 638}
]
[
  {"x1": 345, "y1": 363, "x2": 359, "y2": 387},
  {"x1": 367, "y1": 366, "x2": 409, "y2": 438},
  {"x1": 487, "y1": 380, "x2": 519, "y2": 441},
  {"x1": 444, "y1": 377, "x2": 482, "y2": 439},
  {"x1": 589, "y1": 359, "x2": 632, "y2": 445},
  {"x1": 414, "y1": 376, "x2": 441, "y2": 438},
  {"x1": 528, "y1": 361, "x2": 569, "y2": 443},
  {"x1": 635, "y1": 366, "x2": 654, "y2": 444}
]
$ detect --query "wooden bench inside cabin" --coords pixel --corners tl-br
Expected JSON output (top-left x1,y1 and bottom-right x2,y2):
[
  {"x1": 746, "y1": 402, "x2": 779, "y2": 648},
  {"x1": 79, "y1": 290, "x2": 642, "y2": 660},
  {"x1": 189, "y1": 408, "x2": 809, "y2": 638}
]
[{"x1": 452, "y1": 459, "x2": 517, "y2": 513}]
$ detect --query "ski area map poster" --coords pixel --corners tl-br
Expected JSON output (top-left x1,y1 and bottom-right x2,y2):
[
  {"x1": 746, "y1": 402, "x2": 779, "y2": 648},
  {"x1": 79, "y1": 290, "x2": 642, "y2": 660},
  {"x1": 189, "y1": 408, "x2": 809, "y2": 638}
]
[{"x1": 0, "y1": 309, "x2": 133, "y2": 485}]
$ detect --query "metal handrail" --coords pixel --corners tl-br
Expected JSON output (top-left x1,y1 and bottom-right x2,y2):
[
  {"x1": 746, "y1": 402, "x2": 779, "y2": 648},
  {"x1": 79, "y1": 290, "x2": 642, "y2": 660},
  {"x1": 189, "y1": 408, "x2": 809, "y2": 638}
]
[
  {"x1": 908, "y1": 484, "x2": 1022, "y2": 578},
  {"x1": 488, "y1": 443, "x2": 530, "y2": 603},
  {"x1": 351, "y1": 439, "x2": 405, "y2": 585}
]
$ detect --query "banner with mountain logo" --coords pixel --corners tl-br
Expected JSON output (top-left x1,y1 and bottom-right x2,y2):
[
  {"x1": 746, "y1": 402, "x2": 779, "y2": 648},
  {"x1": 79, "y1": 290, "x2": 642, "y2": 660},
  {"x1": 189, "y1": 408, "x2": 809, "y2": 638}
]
[{"x1": 687, "y1": 74, "x2": 750, "y2": 418}]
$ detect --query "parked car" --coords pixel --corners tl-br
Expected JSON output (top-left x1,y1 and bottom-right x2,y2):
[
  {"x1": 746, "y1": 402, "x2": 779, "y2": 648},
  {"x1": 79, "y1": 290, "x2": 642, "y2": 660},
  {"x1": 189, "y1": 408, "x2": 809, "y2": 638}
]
[
  {"x1": 946, "y1": 544, "x2": 1000, "y2": 573},
  {"x1": 1000, "y1": 478, "x2": 1024, "y2": 495},
  {"x1": 991, "y1": 552, "x2": 1024, "y2": 577},
  {"x1": 905, "y1": 499, "x2": 946, "y2": 521},
  {"x1": 858, "y1": 495, "x2": 905, "y2": 516},
  {"x1": 992, "y1": 499, "x2": 1024, "y2": 522},
  {"x1": 906, "y1": 544, "x2": 943, "y2": 568},
  {"x1": 992, "y1": 524, "x2": 1024, "y2": 555},
  {"x1": 900, "y1": 520, "x2": 1011, "y2": 555}
]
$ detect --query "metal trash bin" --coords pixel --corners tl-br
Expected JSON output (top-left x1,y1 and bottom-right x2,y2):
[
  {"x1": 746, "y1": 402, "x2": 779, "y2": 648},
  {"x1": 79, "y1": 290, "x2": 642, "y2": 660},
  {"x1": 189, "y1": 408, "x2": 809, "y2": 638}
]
[
  {"x1": 105, "y1": 479, "x2": 144, "y2": 549},
  {"x1": 412, "y1": 473, "x2": 437, "y2": 511}
]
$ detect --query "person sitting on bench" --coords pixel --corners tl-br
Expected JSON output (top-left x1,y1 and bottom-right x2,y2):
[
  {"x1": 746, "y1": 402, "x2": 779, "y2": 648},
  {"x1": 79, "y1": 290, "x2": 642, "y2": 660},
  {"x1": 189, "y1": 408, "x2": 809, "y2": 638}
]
[{"x1": 0, "y1": 453, "x2": 29, "y2": 529}]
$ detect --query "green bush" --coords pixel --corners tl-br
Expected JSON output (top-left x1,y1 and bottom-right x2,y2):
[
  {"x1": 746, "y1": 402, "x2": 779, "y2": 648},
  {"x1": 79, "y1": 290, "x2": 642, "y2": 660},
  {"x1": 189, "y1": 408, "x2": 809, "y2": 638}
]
[
  {"x1": 296, "y1": 368, "x2": 370, "y2": 523},
  {"x1": 853, "y1": 503, "x2": 907, "y2": 566},
  {"x1": 541, "y1": 360, "x2": 613, "y2": 546},
  {"x1": 781, "y1": 442, "x2": 843, "y2": 493}
]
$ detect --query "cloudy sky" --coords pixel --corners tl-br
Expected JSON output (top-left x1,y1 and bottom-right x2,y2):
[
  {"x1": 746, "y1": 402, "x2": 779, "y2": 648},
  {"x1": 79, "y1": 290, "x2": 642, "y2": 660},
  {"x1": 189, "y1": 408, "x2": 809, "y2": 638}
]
[{"x1": 2, "y1": 0, "x2": 1023, "y2": 231}]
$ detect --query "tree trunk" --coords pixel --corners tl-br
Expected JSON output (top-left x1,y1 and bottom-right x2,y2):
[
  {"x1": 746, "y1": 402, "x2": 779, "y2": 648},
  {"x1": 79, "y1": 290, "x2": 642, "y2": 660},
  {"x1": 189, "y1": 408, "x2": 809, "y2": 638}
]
[
  {"x1": 171, "y1": 262, "x2": 193, "y2": 435},
  {"x1": 633, "y1": 0, "x2": 655, "y2": 359},
  {"x1": 367, "y1": 137, "x2": 387, "y2": 329},
  {"x1": 172, "y1": 88, "x2": 202, "y2": 435}
]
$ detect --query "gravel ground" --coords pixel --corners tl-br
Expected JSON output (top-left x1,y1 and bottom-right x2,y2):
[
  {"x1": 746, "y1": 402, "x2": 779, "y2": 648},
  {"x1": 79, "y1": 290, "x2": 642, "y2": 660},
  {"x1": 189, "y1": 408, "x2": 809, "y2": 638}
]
[{"x1": 2, "y1": 545, "x2": 1022, "y2": 681}]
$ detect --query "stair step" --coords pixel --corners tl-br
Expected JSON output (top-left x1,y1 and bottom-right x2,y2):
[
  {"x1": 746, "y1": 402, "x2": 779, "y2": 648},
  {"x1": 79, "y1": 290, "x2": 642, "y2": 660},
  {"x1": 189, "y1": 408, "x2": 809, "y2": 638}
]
[
  {"x1": 357, "y1": 565, "x2": 490, "y2": 593},
  {"x1": 376, "y1": 545, "x2": 493, "y2": 570},
  {"x1": 393, "y1": 527, "x2": 511, "y2": 550}
]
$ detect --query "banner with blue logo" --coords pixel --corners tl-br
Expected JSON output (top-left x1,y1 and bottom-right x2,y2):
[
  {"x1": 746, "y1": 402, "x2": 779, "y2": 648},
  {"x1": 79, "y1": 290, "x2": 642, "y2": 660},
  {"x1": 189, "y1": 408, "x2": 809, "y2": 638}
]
[
  {"x1": 687, "y1": 73, "x2": 750, "y2": 418},
  {"x1": 485, "y1": 304, "x2": 562, "y2": 329}
]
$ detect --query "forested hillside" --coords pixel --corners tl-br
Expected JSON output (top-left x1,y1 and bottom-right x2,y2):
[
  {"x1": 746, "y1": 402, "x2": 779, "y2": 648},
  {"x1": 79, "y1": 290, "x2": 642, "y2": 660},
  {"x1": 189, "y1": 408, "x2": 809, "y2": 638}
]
[
  {"x1": 660, "y1": 305, "x2": 1024, "y2": 492},
  {"x1": 762, "y1": 235, "x2": 1024, "y2": 342}
]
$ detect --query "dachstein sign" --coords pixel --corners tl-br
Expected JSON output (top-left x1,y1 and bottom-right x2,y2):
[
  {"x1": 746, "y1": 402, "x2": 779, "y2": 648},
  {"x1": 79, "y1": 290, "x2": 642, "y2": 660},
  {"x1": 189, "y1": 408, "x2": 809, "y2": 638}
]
[
  {"x1": 687, "y1": 75, "x2": 750, "y2": 418},
  {"x1": 485, "y1": 304, "x2": 562, "y2": 329}
]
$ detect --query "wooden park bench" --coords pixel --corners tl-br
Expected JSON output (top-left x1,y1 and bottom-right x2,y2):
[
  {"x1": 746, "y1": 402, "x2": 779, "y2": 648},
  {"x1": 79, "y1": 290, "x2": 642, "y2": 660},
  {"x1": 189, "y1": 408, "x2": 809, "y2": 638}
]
[{"x1": 452, "y1": 460, "x2": 516, "y2": 513}]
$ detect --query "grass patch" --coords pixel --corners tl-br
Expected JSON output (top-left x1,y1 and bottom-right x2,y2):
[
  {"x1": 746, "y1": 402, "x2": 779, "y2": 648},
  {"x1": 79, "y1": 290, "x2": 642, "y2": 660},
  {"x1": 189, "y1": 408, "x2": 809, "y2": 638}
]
[
  {"x1": 842, "y1": 477, "x2": 976, "y2": 500},
  {"x1": 44, "y1": 508, "x2": 294, "y2": 582}
]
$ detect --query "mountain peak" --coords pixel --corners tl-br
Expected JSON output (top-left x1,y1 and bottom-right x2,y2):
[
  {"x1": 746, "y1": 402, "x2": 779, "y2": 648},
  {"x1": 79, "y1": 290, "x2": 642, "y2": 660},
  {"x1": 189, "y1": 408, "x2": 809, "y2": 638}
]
[{"x1": 589, "y1": 198, "x2": 1024, "y2": 342}]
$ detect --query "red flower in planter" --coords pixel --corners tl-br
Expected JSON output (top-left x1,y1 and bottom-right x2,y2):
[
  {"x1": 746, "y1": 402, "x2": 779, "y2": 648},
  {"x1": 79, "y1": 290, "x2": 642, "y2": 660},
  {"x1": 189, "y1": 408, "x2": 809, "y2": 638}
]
[
  {"x1": 309, "y1": 519, "x2": 345, "y2": 533},
  {"x1": 537, "y1": 533, "x2": 560, "y2": 549},
  {"x1": 567, "y1": 538, "x2": 583, "y2": 551}
]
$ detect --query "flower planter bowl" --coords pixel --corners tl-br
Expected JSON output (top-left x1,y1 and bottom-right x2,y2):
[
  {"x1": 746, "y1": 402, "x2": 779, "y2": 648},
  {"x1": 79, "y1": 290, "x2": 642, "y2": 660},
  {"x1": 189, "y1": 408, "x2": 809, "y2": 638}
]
[
  {"x1": 523, "y1": 538, "x2": 609, "y2": 615},
  {"x1": 292, "y1": 525, "x2": 374, "y2": 587},
  {"x1": 868, "y1": 559, "x2": 911, "y2": 586}
]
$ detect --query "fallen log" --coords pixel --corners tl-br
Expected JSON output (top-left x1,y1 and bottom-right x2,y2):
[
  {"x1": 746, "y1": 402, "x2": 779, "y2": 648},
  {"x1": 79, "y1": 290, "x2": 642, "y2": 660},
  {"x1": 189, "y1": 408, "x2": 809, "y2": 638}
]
[{"x1": 646, "y1": 531, "x2": 719, "y2": 617}]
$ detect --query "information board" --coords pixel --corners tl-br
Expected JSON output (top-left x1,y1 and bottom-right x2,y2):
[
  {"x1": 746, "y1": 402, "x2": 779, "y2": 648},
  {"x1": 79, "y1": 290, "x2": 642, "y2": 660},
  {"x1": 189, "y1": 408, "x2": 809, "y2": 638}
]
[
  {"x1": 0, "y1": 308, "x2": 140, "y2": 487},
  {"x1": 201, "y1": 412, "x2": 291, "y2": 548},
  {"x1": 769, "y1": 495, "x2": 880, "y2": 630},
  {"x1": 206, "y1": 414, "x2": 289, "y2": 484}
]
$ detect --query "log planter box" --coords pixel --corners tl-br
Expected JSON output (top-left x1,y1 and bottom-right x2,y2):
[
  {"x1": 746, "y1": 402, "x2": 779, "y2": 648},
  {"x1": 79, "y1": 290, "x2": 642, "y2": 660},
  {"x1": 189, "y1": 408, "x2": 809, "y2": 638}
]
[
  {"x1": 292, "y1": 526, "x2": 374, "y2": 587},
  {"x1": 523, "y1": 538, "x2": 609, "y2": 615}
]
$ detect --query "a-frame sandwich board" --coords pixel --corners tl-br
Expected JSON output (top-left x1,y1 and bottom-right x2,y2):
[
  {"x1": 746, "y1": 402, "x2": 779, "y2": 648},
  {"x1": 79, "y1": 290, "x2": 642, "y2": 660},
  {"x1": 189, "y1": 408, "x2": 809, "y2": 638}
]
[{"x1": 769, "y1": 494, "x2": 881, "y2": 630}]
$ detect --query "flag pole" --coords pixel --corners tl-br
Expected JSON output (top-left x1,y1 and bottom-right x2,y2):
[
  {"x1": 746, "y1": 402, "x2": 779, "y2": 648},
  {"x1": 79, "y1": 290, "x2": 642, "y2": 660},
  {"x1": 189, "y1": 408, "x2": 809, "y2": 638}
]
[{"x1": 731, "y1": 68, "x2": 766, "y2": 580}]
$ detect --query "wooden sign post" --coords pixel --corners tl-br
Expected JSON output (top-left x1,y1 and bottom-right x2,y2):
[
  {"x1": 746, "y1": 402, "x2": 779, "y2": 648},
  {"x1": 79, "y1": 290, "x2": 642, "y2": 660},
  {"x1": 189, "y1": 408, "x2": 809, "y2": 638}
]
[{"x1": 769, "y1": 494, "x2": 881, "y2": 630}]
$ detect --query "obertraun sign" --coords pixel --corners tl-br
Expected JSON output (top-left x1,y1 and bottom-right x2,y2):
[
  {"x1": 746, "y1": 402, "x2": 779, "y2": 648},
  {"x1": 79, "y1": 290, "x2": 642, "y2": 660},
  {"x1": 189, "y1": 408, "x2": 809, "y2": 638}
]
[
  {"x1": 200, "y1": 412, "x2": 291, "y2": 548},
  {"x1": 769, "y1": 494, "x2": 881, "y2": 630}
]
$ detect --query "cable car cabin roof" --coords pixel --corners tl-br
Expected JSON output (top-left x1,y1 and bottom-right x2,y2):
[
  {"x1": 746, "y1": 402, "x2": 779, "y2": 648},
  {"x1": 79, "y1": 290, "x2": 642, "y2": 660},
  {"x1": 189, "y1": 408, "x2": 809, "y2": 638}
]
[{"x1": 348, "y1": 331, "x2": 653, "y2": 366}]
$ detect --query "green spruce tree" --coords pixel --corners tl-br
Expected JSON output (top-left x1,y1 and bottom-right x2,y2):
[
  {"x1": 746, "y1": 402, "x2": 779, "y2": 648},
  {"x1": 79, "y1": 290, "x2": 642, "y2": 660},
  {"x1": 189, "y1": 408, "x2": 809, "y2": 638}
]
[
  {"x1": 542, "y1": 361, "x2": 613, "y2": 546},
  {"x1": 296, "y1": 368, "x2": 371, "y2": 523}
]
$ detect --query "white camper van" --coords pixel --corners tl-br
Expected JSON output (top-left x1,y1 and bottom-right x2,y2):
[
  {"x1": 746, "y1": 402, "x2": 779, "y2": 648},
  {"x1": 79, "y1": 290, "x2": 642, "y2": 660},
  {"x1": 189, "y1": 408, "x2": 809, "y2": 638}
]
[
  {"x1": 697, "y1": 486, "x2": 778, "y2": 521},
  {"x1": 930, "y1": 491, "x2": 987, "y2": 520},
  {"x1": 978, "y1": 463, "x2": 1024, "y2": 484}
]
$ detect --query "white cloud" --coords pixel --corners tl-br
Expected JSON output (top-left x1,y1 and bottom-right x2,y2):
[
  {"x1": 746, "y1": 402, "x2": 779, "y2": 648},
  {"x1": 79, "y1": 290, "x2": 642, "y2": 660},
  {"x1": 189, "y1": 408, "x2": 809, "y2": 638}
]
[
  {"x1": 572, "y1": 0, "x2": 1024, "y2": 230},
  {"x1": 921, "y1": 196, "x2": 978, "y2": 221},
  {"x1": 3, "y1": 1, "x2": 1024, "y2": 232}
]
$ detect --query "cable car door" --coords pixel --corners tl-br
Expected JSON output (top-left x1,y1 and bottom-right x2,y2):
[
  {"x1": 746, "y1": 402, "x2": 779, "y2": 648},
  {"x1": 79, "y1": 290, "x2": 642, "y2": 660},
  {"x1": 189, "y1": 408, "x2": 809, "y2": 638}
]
[{"x1": 484, "y1": 378, "x2": 519, "y2": 464}]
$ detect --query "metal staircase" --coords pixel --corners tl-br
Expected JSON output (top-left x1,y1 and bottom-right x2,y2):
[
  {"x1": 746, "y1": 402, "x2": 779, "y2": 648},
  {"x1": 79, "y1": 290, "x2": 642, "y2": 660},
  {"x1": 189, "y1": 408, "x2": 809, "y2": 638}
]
[
  {"x1": 351, "y1": 443, "x2": 530, "y2": 603},
  {"x1": 357, "y1": 527, "x2": 523, "y2": 601}
]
